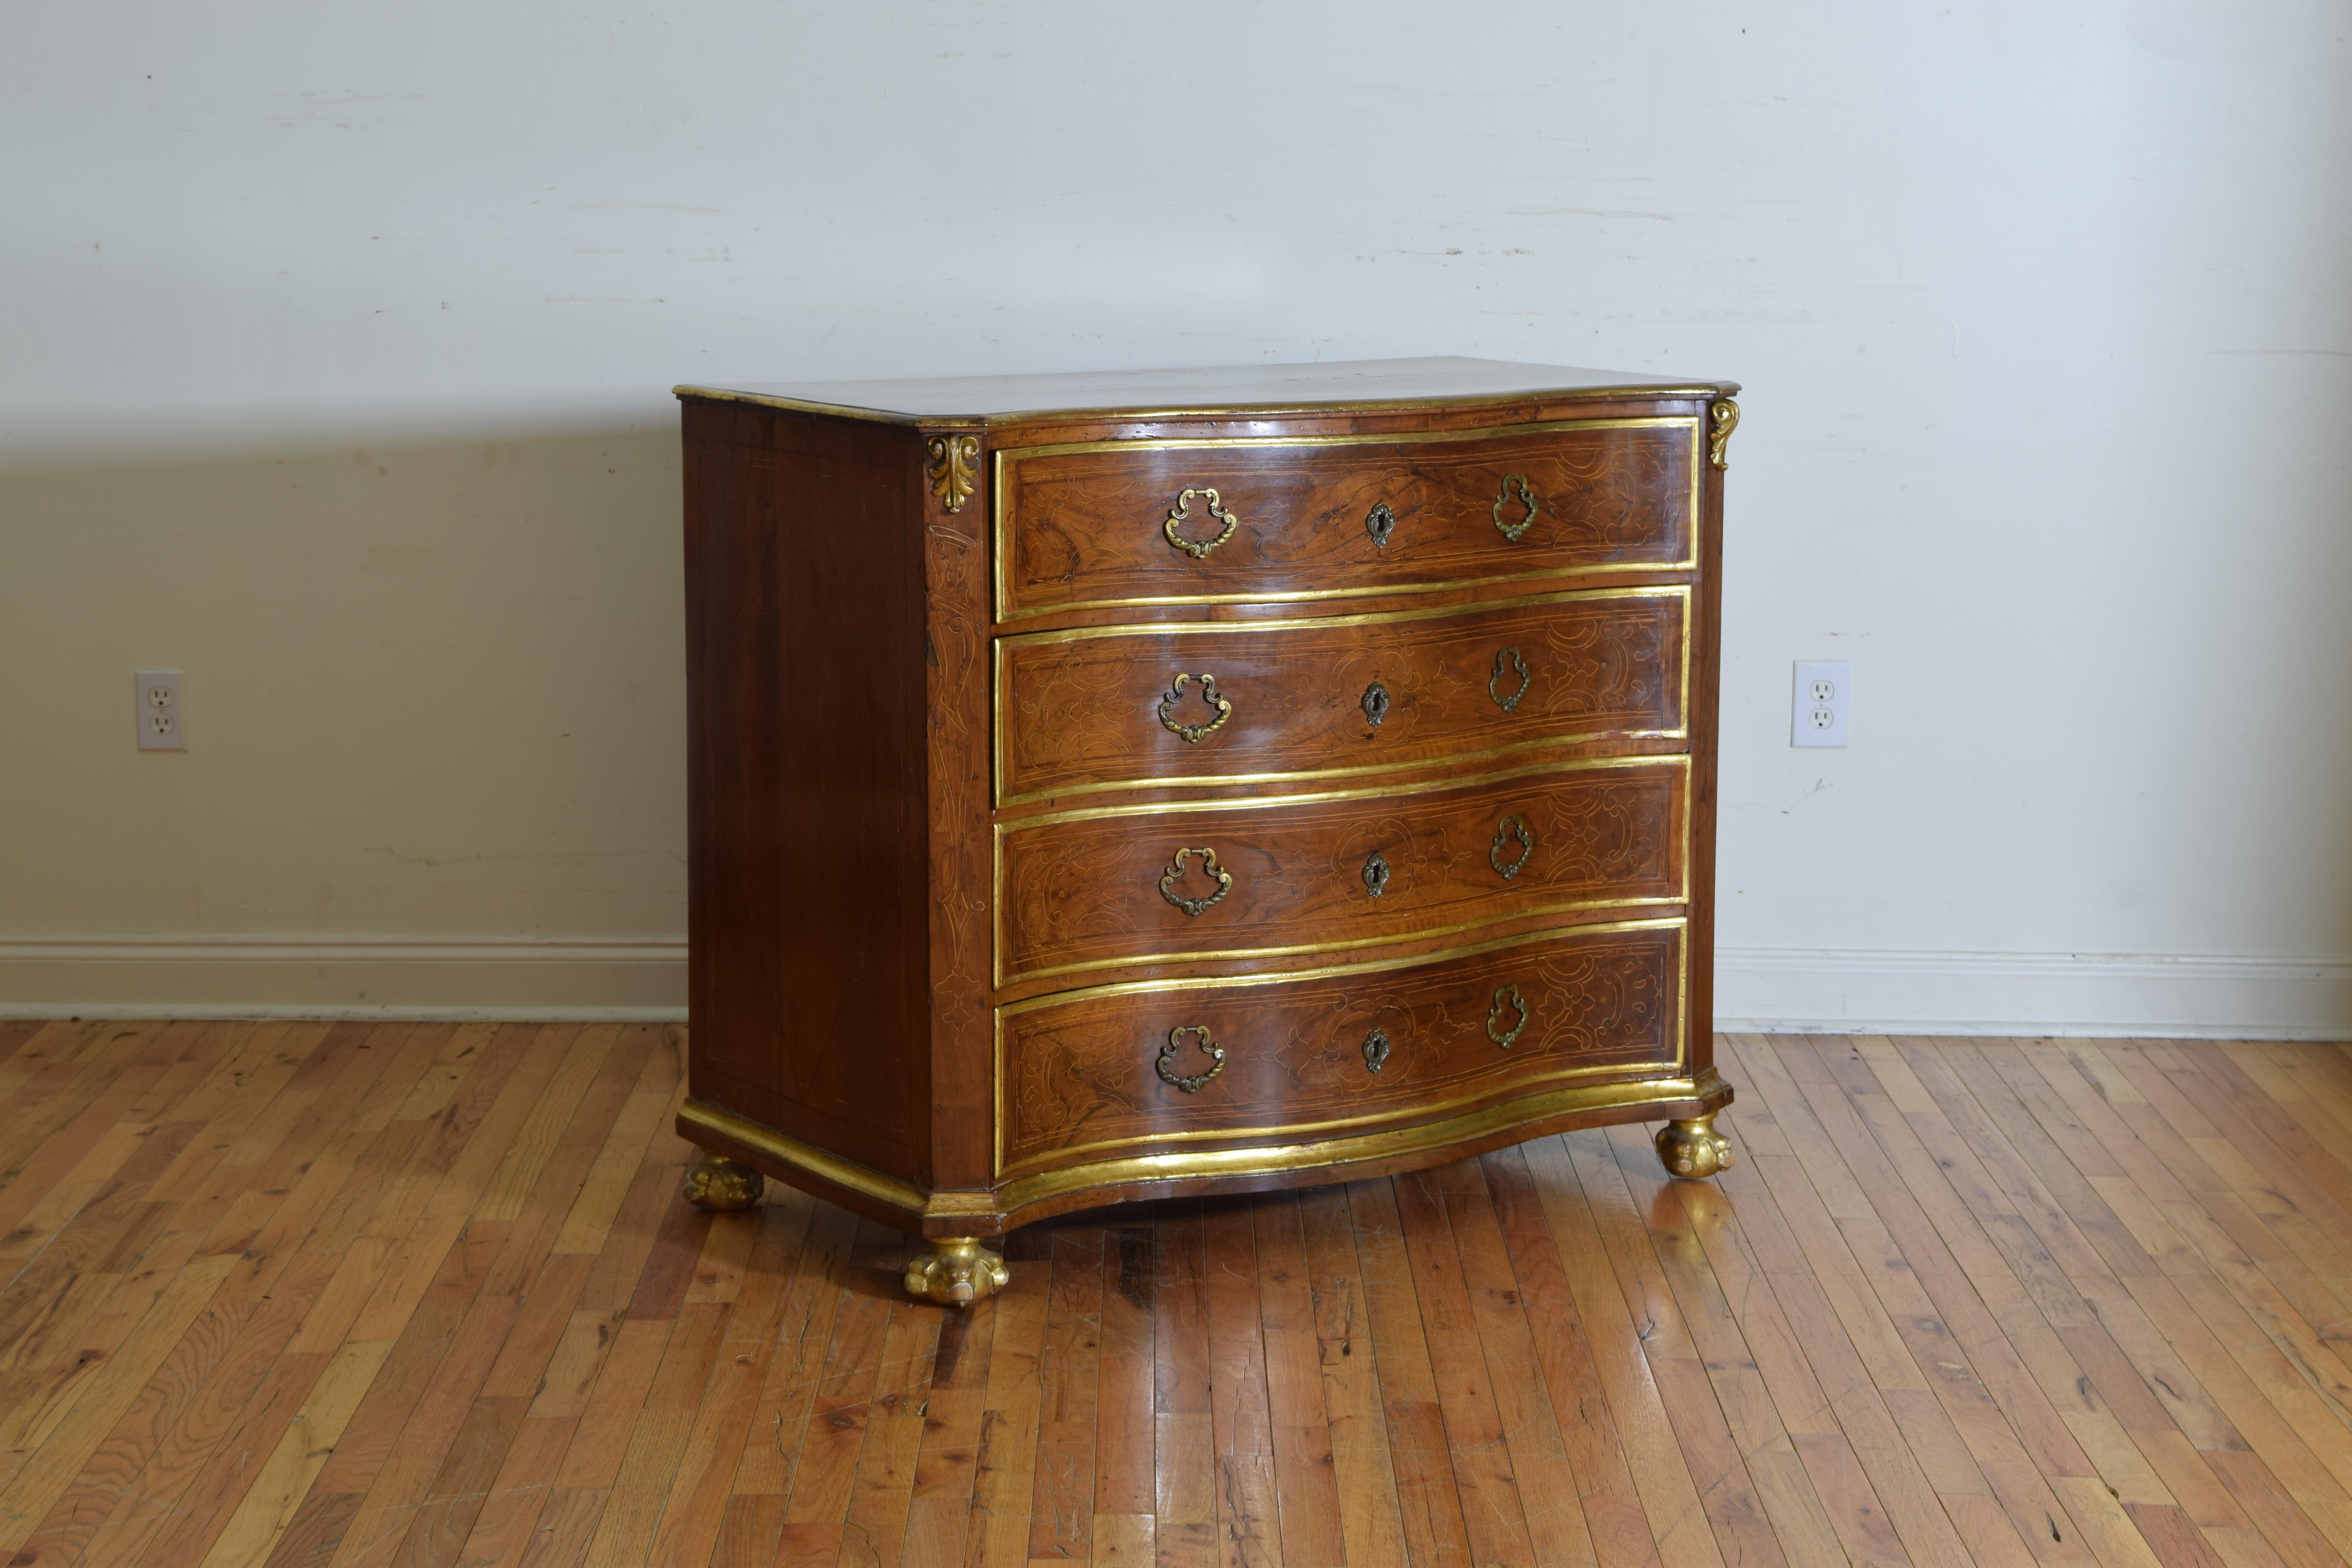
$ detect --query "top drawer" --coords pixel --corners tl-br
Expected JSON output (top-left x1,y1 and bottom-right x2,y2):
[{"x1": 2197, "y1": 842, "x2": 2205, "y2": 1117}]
[{"x1": 992, "y1": 416, "x2": 1700, "y2": 622}]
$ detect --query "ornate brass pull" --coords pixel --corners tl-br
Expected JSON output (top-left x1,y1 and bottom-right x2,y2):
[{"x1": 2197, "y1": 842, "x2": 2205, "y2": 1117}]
[
  {"x1": 1362, "y1": 852, "x2": 1391, "y2": 898},
  {"x1": 1489, "y1": 647, "x2": 1531, "y2": 712},
  {"x1": 1163, "y1": 488, "x2": 1240, "y2": 559},
  {"x1": 1158, "y1": 673, "x2": 1232, "y2": 744},
  {"x1": 1362, "y1": 1028, "x2": 1391, "y2": 1074},
  {"x1": 1492, "y1": 475, "x2": 1538, "y2": 542},
  {"x1": 1365, "y1": 502, "x2": 1396, "y2": 549},
  {"x1": 1361, "y1": 681, "x2": 1390, "y2": 728},
  {"x1": 1158, "y1": 847, "x2": 1232, "y2": 917},
  {"x1": 1490, "y1": 815, "x2": 1534, "y2": 881},
  {"x1": 1157, "y1": 1026, "x2": 1226, "y2": 1093},
  {"x1": 1487, "y1": 985, "x2": 1528, "y2": 1051}
]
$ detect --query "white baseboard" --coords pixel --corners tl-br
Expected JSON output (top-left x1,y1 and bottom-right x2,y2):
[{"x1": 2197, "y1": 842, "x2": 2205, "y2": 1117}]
[
  {"x1": 0, "y1": 935, "x2": 688, "y2": 1021},
  {"x1": 1717, "y1": 946, "x2": 2352, "y2": 1041},
  {"x1": 3, "y1": 935, "x2": 2345, "y2": 1039}
]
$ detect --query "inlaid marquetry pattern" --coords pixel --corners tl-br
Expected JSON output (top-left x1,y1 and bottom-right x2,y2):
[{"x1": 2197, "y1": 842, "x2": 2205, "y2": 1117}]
[
  {"x1": 9, "y1": 1018, "x2": 2352, "y2": 1566},
  {"x1": 996, "y1": 588, "x2": 1686, "y2": 801},
  {"x1": 996, "y1": 759, "x2": 1685, "y2": 985},
  {"x1": 998, "y1": 924, "x2": 1681, "y2": 1176},
  {"x1": 996, "y1": 418, "x2": 1698, "y2": 618}
]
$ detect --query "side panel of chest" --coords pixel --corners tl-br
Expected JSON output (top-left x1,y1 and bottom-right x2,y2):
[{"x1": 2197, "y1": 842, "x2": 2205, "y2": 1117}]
[{"x1": 681, "y1": 401, "x2": 935, "y2": 1185}]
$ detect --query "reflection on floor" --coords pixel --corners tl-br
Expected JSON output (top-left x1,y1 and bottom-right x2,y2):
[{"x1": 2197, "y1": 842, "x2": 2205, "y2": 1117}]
[{"x1": 2, "y1": 1020, "x2": 2350, "y2": 1565}]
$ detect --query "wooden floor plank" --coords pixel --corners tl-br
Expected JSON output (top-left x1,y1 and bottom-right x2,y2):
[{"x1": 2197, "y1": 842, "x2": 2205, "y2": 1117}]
[
  {"x1": 6, "y1": 1024, "x2": 2352, "y2": 1565},
  {"x1": 1296, "y1": 1187, "x2": 1410, "y2": 1568}
]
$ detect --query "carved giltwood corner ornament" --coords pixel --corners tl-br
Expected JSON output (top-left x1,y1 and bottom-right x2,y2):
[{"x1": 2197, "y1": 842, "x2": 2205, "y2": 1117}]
[
  {"x1": 927, "y1": 434, "x2": 979, "y2": 513},
  {"x1": 1708, "y1": 399, "x2": 1740, "y2": 471},
  {"x1": 1655, "y1": 1112, "x2": 1735, "y2": 1179},
  {"x1": 682, "y1": 1151, "x2": 764, "y2": 1211},
  {"x1": 905, "y1": 1236, "x2": 1010, "y2": 1306}
]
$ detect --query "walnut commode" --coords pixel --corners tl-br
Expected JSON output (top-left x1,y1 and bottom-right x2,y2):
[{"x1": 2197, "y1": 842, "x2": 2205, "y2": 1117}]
[{"x1": 673, "y1": 358, "x2": 1740, "y2": 1304}]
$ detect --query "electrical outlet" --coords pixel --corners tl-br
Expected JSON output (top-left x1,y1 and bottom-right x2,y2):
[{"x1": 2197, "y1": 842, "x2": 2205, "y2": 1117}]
[
  {"x1": 136, "y1": 670, "x2": 184, "y2": 750},
  {"x1": 1791, "y1": 660, "x2": 1848, "y2": 748}
]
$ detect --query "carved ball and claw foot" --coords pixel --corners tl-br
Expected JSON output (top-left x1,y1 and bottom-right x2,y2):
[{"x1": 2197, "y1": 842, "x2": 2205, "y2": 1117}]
[
  {"x1": 1655, "y1": 1113, "x2": 1735, "y2": 1180},
  {"x1": 682, "y1": 1152, "x2": 765, "y2": 1212},
  {"x1": 905, "y1": 1237, "x2": 1011, "y2": 1307}
]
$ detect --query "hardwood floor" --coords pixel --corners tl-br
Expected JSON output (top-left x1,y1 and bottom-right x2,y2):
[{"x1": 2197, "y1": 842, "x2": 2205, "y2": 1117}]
[{"x1": 3, "y1": 1023, "x2": 2352, "y2": 1565}]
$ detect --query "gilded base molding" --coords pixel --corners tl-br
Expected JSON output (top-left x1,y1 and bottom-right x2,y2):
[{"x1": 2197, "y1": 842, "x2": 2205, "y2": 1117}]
[
  {"x1": 905, "y1": 1237, "x2": 1010, "y2": 1307},
  {"x1": 1654, "y1": 1112, "x2": 1735, "y2": 1180},
  {"x1": 682, "y1": 1151, "x2": 766, "y2": 1211}
]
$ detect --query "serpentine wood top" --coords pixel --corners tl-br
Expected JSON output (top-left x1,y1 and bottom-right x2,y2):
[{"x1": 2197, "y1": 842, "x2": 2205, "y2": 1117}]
[{"x1": 674, "y1": 356, "x2": 1739, "y2": 425}]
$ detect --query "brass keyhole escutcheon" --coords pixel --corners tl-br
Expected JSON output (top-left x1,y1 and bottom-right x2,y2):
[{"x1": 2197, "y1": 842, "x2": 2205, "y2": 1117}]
[
  {"x1": 1487, "y1": 984, "x2": 1528, "y2": 1050},
  {"x1": 1365, "y1": 501, "x2": 1396, "y2": 549},
  {"x1": 1490, "y1": 815, "x2": 1534, "y2": 881},
  {"x1": 1492, "y1": 475, "x2": 1539, "y2": 542},
  {"x1": 1489, "y1": 647, "x2": 1532, "y2": 713},
  {"x1": 1158, "y1": 846, "x2": 1233, "y2": 917},
  {"x1": 1362, "y1": 1028, "x2": 1392, "y2": 1074},
  {"x1": 1361, "y1": 681, "x2": 1390, "y2": 728},
  {"x1": 1157, "y1": 673, "x2": 1233, "y2": 744},
  {"x1": 1163, "y1": 488, "x2": 1240, "y2": 559},
  {"x1": 1157, "y1": 1026, "x2": 1226, "y2": 1093},
  {"x1": 1361, "y1": 851, "x2": 1391, "y2": 899}
]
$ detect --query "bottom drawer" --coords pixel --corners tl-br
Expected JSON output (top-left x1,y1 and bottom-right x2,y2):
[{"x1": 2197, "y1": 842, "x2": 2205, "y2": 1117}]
[{"x1": 995, "y1": 918, "x2": 1684, "y2": 1178}]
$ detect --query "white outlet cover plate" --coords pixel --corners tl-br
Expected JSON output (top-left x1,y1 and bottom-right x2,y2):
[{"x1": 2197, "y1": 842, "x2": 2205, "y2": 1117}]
[
  {"x1": 136, "y1": 669, "x2": 184, "y2": 750},
  {"x1": 1791, "y1": 659, "x2": 1849, "y2": 748}
]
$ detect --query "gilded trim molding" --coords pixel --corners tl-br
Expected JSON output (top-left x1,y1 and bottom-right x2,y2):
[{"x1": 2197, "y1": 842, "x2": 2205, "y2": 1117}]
[
  {"x1": 989, "y1": 415, "x2": 1702, "y2": 622},
  {"x1": 677, "y1": 1098, "x2": 926, "y2": 1216},
  {"x1": 991, "y1": 1065, "x2": 1730, "y2": 1214},
  {"x1": 991, "y1": 583, "x2": 1693, "y2": 807}
]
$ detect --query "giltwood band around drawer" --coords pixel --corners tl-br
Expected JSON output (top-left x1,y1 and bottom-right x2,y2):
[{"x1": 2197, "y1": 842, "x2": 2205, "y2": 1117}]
[
  {"x1": 993, "y1": 584, "x2": 1689, "y2": 804},
  {"x1": 994, "y1": 918, "x2": 1685, "y2": 1178},
  {"x1": 993, "y1": 754, "x2": 1689, "y2": 987},
  {"x1": 991, "y1": 416, "x2": 1701, "y2": 621}
]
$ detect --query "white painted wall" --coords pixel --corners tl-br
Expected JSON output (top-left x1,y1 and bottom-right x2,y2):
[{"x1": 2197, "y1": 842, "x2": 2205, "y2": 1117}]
[{"x1": 4, "y1": 0, "x2": 2347, "y2": 1031}]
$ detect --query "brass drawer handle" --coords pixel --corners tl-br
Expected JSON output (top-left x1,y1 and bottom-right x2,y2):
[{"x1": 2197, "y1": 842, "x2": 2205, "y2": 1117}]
[
  {"x1": 1489, "y1": 647, "x2": 1531, "y2": 712},
  {"x1": 1362, "y1": 1028, "x2": 1391, "y2": 1074},
  {"x1": 1361, "y1": 851, "x2": 1391, "y2": 898},
  {"x1": 1487, "y1": 984, "x2": 1528, "y2": 1050},
  {"x1": 1158, "y1": 1026, "x2": 1226, "y2": 1093},
  {"x1": 1490, "y1": 815, "x2": 1534, "y2": 881},
  {"x1": 1360, "y1": 681, "x2": 1390, "y2": 728},
  {"x1": 1159, "y1": 847, "x2": 1232, "y2": 917},
  {"x1": 1492, "y1": 475, "x2": 1538, "y2": 542},
  {"x1": 1158, "y1": 673, "x2": 1233, "y2": 744},
  {"x1": 1365, "y1": 502, "x2": 1396, "y2": 549},
  {"x1": 1163, "y1": 488, "x2": 1240, "y2": 559}
]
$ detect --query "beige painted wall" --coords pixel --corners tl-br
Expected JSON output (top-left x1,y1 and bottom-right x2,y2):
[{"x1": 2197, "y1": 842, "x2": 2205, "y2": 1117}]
[
  {"x1": 3, "y1": 1, "x2": 2348, "y2": 1029},
  {"x1": 0, "y1": 428, "x2": 687, "y2": 1011}
]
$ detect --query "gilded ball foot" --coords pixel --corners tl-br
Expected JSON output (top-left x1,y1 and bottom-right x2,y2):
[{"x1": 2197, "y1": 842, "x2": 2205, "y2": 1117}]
[
  {"x1": 1656, "y1": 1114, "x2": 1735, "y2": 1180},
  {"x1": 904, "y1": 1237, "x2": 1009, "y2": 1307},
  {"x1": 682, "y1": 1152, "x2": 764, "y2": 1212}
]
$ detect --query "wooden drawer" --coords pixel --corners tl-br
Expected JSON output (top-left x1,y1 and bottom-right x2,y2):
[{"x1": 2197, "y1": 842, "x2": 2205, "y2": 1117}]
[
  {"x1": 992, "y1": 416, "x2": 1700, "y2": 621},
  {"x1": 995, "y1": 757, "x2": 1687, "y2": 986},
  {"x1": 995, "y1": 919, "x2": 1684, "y2": 1178},
  {"x1": 993, "y1": 585, "x2": 1687, "y2": 804}
]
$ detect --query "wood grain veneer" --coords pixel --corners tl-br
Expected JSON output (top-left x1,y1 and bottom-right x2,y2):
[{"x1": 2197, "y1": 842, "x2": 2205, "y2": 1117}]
[
  {"x1": 995, "y1": 416, "x2": 1697, "y2": 619},
  {"x1": 675, "y1": 356, "x2": 1739, "y2": 1249},
  {"x1": 994, "y1": 586, "x2": 1689, "y2": 803},
  {"x1": 996, "y1": 756, "x2": 1686, "y2": 987},
  {"x1": 995, "y1": 920, "x2": 1686, "y2": 1178}
]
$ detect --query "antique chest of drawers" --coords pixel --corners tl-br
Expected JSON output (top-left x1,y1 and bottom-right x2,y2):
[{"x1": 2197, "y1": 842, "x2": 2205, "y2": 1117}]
[{"x1": 672, "y1": 358, "x2": 1740, "y2": 1304}]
